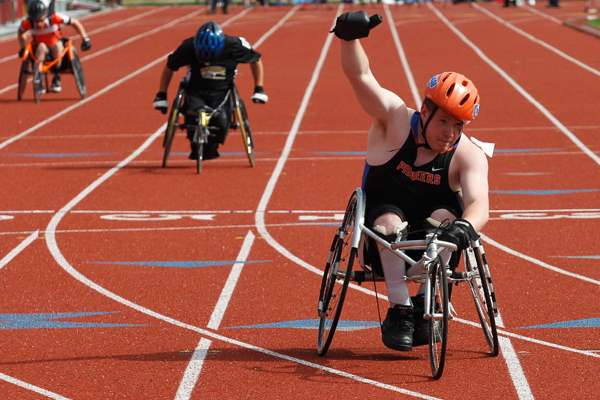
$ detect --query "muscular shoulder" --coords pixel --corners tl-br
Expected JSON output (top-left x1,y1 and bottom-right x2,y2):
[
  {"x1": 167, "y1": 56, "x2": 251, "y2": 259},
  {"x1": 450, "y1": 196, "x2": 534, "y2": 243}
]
[
  {"x1": 449, "y1": 136, "x2": 488, "y2": 189},
  {"x1": 52, "y1": 13, "x2": 71, "y2": 25},
  {"x1": 366, "y1": 106, "x2": 412, "y2": 165}
]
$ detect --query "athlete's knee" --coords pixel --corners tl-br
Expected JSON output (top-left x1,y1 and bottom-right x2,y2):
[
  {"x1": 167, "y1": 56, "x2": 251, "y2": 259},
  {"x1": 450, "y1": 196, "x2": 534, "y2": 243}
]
[
  {"x1": 429, "y1": 208, "x2": 458, "y2": 226},
  {"x1": 373, "y1": 213, "x2": 408, "y2": 246}
]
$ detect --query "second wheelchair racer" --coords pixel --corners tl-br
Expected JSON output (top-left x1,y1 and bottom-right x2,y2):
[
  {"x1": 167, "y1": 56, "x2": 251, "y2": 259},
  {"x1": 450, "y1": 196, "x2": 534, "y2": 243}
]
[
  {"x1": 153, "y1": 21, "x2": 268, "y2": 161},
  {"x1": 18, "y1": 0, "x2": 91, "y2": 93}
]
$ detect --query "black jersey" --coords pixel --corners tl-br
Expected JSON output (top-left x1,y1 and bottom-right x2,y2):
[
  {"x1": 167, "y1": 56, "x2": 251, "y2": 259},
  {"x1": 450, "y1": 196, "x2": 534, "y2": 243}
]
[
  {"x1": 167, "y1": 35, "x2": 261, "y2": 93},
  {"x1": 362, "y1": 112, "x2": 463, "y2": 226}
]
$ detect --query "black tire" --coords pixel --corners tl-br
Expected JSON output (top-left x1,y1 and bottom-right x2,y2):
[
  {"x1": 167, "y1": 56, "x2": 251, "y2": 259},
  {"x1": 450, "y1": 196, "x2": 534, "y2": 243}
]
[
  {"x1": 428, "y1": 258, "x2": 449, "y2": 380},
  {"x1": 17, "y1": 60, "x2": 30, "y2": 101},
  {"x1": 235, "y1": 96, "x2": 255, "y2": 167},
  {"x1": 162, "y1": 88, "x2": 184, "y2": 168},
  {"x1": 466, "y1": 248, "x2": 499, "y2": 356},
  {"x1": 316, "y1": 192, "x2": 357, "y2": 356},
  {"x1": 33, "y1": 67, "x2": 43, "y2": 104},
  {"x1": 70, "y1": 48, "x2": 86, "y2": 99}
]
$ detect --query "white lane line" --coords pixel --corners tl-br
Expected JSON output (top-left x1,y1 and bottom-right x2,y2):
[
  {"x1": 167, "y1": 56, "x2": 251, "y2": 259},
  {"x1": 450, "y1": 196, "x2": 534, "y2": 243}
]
[
  {"x1": 0, "y1": 7, "x2": 206, "y2": 96},
  {"x1": 494, "y1": 313, "x2": 535, "y2": 400},
  {"x1": 0, "y1": 7, "x2": 162, "y2": 66},
  {"x1": 0, "y1": 8, "x2": 251, "y2": 151},
  {"x1": 457, "y1": 317, "x2": 600, "y2": 359},
  {"x1": 0, "y1": 371, "x2": 70, "y2": 400},
  {"x1": 428, "y1": 3, "x2": 600, "y2": 166},
  {"x1": 472, "y1": 3, "x2": 600, "y2": 77},
  {"x1": 481, "y1": 233, "x2": 600, "y2": 286},
  {"x1": 174, "y1": 231, "x2": 255, "y2": 400},
  {"x1": 0, "y1": 230, "x2": 38, "y2": 270},
  {"x1": 42, "y1": 125, "x2": 442, "y2": 400},
  {"x1": 384, "y1": 4, "x2": 421, "y2": 108},
  {"x1": 523, "y1": 5, "x2": 563, "y2": 25}
]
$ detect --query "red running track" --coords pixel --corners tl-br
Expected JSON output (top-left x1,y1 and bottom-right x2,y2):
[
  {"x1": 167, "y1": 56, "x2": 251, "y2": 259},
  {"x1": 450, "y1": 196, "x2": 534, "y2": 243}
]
[{"x1": 0, "y1": 3, "x2": 599, "y2": 399}]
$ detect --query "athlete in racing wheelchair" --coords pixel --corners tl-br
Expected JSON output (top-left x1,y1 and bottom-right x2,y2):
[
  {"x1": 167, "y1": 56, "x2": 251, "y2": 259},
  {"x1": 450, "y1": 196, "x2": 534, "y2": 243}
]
[
  {"x1": 18, "y1": 0, "x2": 91, "y2": 95},
  {"x1": 330, "y1": 12, "x2": 491, "y2": 352},
  {"x1": 153, "y1": 21, "x2": 268, "y2": 161}
]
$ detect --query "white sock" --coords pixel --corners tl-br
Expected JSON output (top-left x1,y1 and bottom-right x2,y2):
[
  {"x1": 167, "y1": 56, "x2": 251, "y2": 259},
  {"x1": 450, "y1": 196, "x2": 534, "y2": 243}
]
[{"x1": 379, "y1": 248, "x2": 411, "y2": 306}]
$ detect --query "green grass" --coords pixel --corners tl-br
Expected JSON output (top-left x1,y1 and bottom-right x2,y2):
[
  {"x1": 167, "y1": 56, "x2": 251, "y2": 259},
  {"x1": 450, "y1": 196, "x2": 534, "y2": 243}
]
[{"x1": 587, "y1": 17, "x2": 600, "y2": 29}]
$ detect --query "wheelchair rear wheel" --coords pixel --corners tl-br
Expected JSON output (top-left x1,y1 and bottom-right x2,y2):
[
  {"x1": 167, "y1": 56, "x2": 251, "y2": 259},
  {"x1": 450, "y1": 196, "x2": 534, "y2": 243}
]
[
  {"x1": 70, "y1": 48, "x2": 86, "y2": 99},
  {"x1": 428, "y1": 258, "x2": 449, "y2": 380},
  {"x1": 162, "y1": 87, "x2": 185, "y2": 168},
  {"x1": 232, "y1": 88, "x2": 255, "y2": 167},
  {"x1": 465, "y1": 247, "x2": 499, "y2": 356},
  {"x1": 18, "y1": 60, "x2": 31, "y2": 101},
  {"x1": 317, "y1": 191, "x2": 357, "y2": 356}
]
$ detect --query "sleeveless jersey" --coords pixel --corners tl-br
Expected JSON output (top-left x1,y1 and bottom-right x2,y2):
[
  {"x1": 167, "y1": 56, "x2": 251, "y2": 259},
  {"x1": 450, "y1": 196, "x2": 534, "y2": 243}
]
[{"x1": 361, "y1": 112, "x2": 463, "y2": 226}]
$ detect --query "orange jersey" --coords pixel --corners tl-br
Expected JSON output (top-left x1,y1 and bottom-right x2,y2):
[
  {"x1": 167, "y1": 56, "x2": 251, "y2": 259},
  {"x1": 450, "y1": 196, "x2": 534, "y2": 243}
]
[{"x1": 19, "y1": 13, "x2": 71, "y2": 47}]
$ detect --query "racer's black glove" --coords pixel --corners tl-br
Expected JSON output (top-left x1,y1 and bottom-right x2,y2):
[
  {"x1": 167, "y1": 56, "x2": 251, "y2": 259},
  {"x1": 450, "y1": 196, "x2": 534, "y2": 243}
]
[
  {"x1": 251, "y1": 85, "x2": 268, "y2": 104},
  {"x1": 153, "y1": 91, "x2": 168, "y2": 114},
  {"x1": 438, "y1": 218, "x2": 479, "y2": 251},
  {"x1": 330, "y1": 11, "x2": 383, "y2": 41},
  {"x1": 18, "y1": 47, "x2": 25, "y2": 58},
  {"x1": 81, "y1": 37, "x2": 92, "y2": 52}
]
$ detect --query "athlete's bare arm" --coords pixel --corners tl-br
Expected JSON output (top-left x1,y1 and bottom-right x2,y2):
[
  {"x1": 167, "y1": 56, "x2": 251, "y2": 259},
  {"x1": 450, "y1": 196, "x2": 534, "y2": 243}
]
[
  {"x1": 158, "y1": 65, "x2": 174, "y2": 93},
  {"x1": 250, "y1": 59, "x2": 264, "y2": 87},
  {"x1": 340, "y1": 40, "x2": 405, "y2": 125},
  {"x1": 70, "y1": 18, "x2": 88, "y2": 40},
  {"x1": 454, "y1": 140, "x2": 490, "y2": 231}
]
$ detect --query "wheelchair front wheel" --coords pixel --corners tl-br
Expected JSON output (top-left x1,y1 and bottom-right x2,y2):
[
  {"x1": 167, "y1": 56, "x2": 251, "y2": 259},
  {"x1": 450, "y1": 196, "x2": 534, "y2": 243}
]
[
  {"x1": 32, "y1": 67, "x2": 43, "y2": 104},
  {"x1": 316, "y1": 192, "x2": 357, "y2": 356},
  {"x1": 428, "y1": 258, "x2": 449, "y2": 380}
]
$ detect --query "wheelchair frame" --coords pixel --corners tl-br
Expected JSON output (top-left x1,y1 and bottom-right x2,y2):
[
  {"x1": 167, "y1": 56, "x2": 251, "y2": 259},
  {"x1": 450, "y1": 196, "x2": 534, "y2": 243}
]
[
  {"x1": 17, "y1": 38, "x2": 86, "y2": 103},
  {"x1": 161, "y1": 74, "x2": 256, "y2": 173},
  {"x1": 316, "y1": 188, "x2": 499, "y2": 379}
]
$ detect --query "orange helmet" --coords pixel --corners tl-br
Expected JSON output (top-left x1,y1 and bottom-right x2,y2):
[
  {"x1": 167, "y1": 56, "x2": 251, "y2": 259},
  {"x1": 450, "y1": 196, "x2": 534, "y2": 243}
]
[{"x1": 424, "y1": 72, "x2": 480, "y2": 122}]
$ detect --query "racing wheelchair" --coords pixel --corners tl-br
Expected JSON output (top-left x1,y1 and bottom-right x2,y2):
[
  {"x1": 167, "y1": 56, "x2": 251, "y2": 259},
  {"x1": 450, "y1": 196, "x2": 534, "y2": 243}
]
[
  {"x1": 17, "y1": 38, "x2": 86, "y2": 103},
  {"x1": 316, "y1": 188, "x2": 499, "y2": 379},
  {"x1": 161, "y1": 75, "x2": 256, "y2": 174}
]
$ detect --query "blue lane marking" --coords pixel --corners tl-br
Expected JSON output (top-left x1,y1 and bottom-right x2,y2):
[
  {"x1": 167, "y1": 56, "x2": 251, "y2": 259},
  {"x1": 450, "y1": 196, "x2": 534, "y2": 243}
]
[
  {"x1": 520, "y1": 318, "x2": 600, "y2": 329},
  {"x1": 0, "y1": 312, "x2": 145, "y2": 330},
  {"x1": 315, "y1": 151, "x2": 367, "y2": 156},
  {"x1": 491, "y1": 189, "x2": 600, "y2": 195},
  {"x1": 10, "y1": 152, "x2": 113, "y2": 158},
  {"x1": 91, "y1": 260, "x2": 271, "y2": 268},
  {"x1": 494, "y1": 148, "x2": 563, "y2": 154},
  {"x1": 227, "y1": 319, "x2": 380, "y2": 331},
  {"x1": 552, "y1": 255, "x2": 600, "y2": 260}
]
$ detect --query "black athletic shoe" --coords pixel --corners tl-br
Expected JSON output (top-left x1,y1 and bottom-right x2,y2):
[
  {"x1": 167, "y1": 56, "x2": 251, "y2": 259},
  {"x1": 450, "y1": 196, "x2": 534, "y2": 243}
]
[
  {"x1": 381, "y1": 304, "x2": 414, "y2": 351},
  {"x1": 202, "y1": 142, "x2": 220, "y2": 160},
  {"x1": 188, "y1": 142, "x2": 199, "y2": 160}
]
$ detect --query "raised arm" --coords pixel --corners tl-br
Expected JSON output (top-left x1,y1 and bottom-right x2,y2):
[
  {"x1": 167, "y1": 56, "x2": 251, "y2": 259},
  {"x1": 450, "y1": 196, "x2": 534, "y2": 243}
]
[{"x1": 340, "y1": 39, "x2": 404, "y2": 123}]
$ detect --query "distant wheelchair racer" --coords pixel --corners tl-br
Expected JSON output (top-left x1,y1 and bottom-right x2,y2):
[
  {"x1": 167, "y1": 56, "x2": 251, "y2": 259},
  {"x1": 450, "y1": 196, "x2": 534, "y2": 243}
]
[{"x1": 153, "y1": 21, "x2": 268, "y2": 161}]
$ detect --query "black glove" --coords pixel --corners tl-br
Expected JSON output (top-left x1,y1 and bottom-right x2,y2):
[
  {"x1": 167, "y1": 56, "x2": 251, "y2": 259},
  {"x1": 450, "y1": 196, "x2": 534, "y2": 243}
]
[
  {"x1": 330, "y1": 11, "x2": 383, "y2": 41},
  {"x1": 251, "y1": 85, "x2": 268, "y2": 104},
  {"x1": 18, "y1": 48, "x2": 25, "y2": 58},
  {"x1": 438, "y1": 218, "x2": 479, "y2": 251},
  {"x1": 81, "y1": 37, "x2": 92, "y2": 51},
  {"x1": 153, "y1": 91, "x2": 168, "y2": 114}
]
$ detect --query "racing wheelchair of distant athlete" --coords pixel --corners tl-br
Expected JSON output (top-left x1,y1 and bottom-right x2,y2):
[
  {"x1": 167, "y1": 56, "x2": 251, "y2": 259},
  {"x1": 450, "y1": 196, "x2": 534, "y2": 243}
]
[
  {"x1": 161, "y1": 74, "x2": 256, "y2": 174},
  {"x1": 317, "y1": 188, "x2": 500, "y2": 379},
  {"x1": 17, "y1": 37, "x2": 86, "y2": 103}
]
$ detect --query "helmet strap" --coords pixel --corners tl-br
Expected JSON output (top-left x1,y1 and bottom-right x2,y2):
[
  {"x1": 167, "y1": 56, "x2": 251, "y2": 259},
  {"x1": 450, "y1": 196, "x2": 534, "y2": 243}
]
[{"x1": 418, "y1": 104, "x2": 438, "y2": 150}]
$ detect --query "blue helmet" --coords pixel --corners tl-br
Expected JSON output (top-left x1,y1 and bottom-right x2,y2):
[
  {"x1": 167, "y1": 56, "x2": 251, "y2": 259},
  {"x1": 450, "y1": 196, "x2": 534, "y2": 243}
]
[{"x1": 194, "y1": 21, "x2": 225, "y2": 60}]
